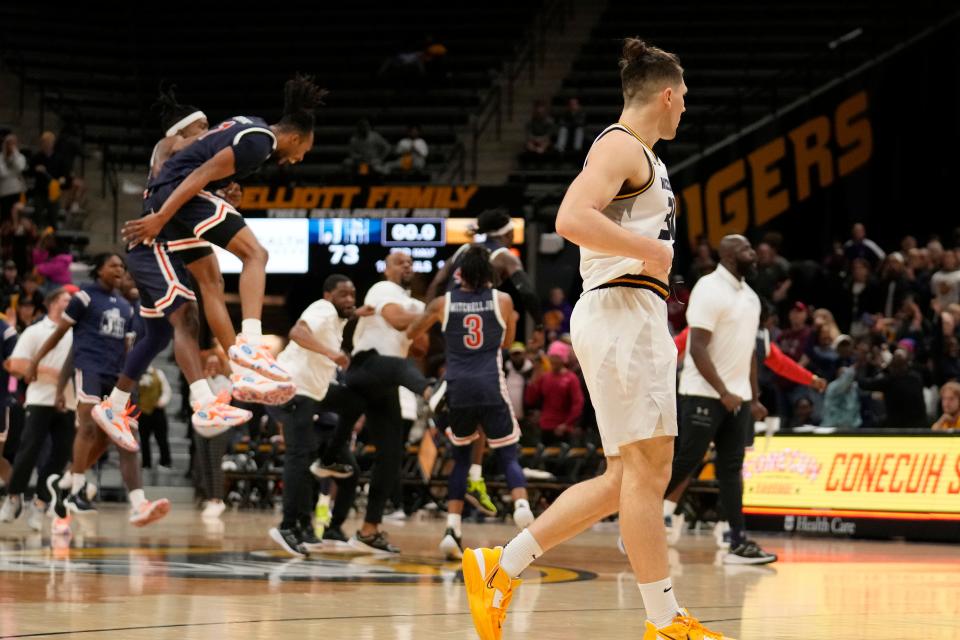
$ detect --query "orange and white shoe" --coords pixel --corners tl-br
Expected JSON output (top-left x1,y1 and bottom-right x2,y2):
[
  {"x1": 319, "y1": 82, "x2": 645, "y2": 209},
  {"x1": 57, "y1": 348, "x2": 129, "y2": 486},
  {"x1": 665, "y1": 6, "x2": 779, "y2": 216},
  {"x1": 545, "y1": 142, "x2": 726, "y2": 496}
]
[
  {"x1": 129, "y1": 498, "x2": 171, "y2": 527},
  {"x1": 462, "y1": 546, "x2": 521, "y2": 640},
  {"x1": 192, "y1": 391, "x2": 252, "y2": 438},
  {"x1": 91, "y1": 400, "x2": 140, "y2": 452},
  {"x1": 642, "y1": 609, "x2": 735, "y2": 639},
  {"x1": 230, "y1": 368, "x2": 297, "y2": 406},
  {"x1": 228, "y1": 335, "x2": 291, "y2": 382}
]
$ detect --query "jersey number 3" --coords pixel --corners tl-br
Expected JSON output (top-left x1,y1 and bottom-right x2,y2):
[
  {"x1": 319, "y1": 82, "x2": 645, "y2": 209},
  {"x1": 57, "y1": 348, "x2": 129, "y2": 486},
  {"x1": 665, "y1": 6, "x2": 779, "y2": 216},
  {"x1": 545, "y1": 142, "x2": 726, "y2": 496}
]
[
  {"x1": 658, "y1": 196, "x2": 676, "y2": 241},
  {"x1": 463, "y1": 314, "x2": 483, "y2": 349}
]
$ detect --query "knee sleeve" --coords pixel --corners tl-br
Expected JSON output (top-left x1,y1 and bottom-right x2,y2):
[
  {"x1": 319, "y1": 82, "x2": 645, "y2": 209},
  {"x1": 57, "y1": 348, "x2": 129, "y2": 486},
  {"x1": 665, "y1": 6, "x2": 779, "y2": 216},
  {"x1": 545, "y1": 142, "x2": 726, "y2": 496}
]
[
  {"x1": 447, "y1": 444, "x2": 473, "y2": 501},
  {"x1": 122, "y1": 318, "x2": 173, "y2": 380},
  {"x1": 496, "y1": 444, "x2": 526, "y2": 490}
]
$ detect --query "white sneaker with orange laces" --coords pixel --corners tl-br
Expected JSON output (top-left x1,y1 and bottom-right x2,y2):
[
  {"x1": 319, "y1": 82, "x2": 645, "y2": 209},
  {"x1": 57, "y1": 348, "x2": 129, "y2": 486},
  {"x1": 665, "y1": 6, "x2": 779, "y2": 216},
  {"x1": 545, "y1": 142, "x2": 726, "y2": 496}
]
[
  {"x1": 230, "y1": 368, "x2": 297, "y2": 406},
  {"x1": 129, "y1": 498, "x2": 171, "y2": 527},
  {"x1": 91, "y1": 400, "x2": 140, "y2": 452},
  {"x1": 192, "y1": 391, "x2": 252, "y2": 438},
  {"x1": 228, "y1": 335, "x2": 291, "y2": 382}
]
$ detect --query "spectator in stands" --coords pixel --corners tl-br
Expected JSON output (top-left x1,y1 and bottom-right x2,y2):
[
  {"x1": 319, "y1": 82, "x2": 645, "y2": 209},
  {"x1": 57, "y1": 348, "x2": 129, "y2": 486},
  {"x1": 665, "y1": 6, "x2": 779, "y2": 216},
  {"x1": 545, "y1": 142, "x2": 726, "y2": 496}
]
[
  {"x1": 750, "y1": 242, "x2": 791, "y2": 302},
  {"x1": 524, "y1": 100, "x2": 556, "y2": 156},
  {"x1": 820, "y1": 364, "x2": 862, "y2": 429},
  {"x1": 14, "y1": 297, "x2": 39, "y2": 333},
  {"x1": 543, "y1": 287, "x2": 573, "y2": 337},
  {"x1": 138, "y1": 365, "x2": 173, "y2": 471},
  {"x1": 789, "y1": 396, "x2": 815, "y2": 428},
  {"x1": 0, "y1": 134, "x2": 27, "y2": 221},
  {"x1": 555, "y1": 97, "x2": 586, "y2": 154},
  {"x1": 1, "y1": 203, "x2": 38, "y2": 273},
  {"x1": 204, "y1": 353, "x2": 232, "y2": 396},
  {"x1": 524, "y1": 340, "x2": 583, "y2": 445},
  {"x1": 811, "y1": 308, "x2": 841, "y2": 343},
  {"x1": 837, "y1": 257, "x2": 882, "y2": 335},
  {"x1": 927, "y1": 239, "x2": 945, "y2": 270},
  {"x1": 857, "y1": 347, "x2": 928, "y2": 428},
  {"x1": 936, "y1": 334, "x2": 960, "y2": 385},
  {"x1": 31, "y1": 231, "x2": 73, "y2": 289},
  {"x1": 29, "y1": 132, "x2": 64, "y2": 228},
  {"x1": 504, "y1": 342, "x2": 534, "y2": 434},
  {"x1": 344, "y1": 119, "x2": 390, "y2": 178},
  {"x1": 1, "y1": 260, "x2": 21, "y2": 304},
  {"x1": 805, "y1": 327, "x2": 845, "y2": 383},
  {"x1": 843, "y1": 222, "x2": 886, "y2": 267},
  {"x1": 778, "y1": 302, "x2": 812, "y2": 361},
  {"x1": 932, "y1": 381, "x2": 960, "y2": 431},
  {"x1": 687, "y1": 240, "x2": 716, "y2": 285},
  {"x1": 19, "y1": 274, "x2": 44, "y2": 315},
  {"x1": 931, "y1": 248, "x2": 960, "y2": 309},
  {"x1": 385, "y1": 125, "x2": 429, "y2": 176},
  {"x1": 877, "y1": 252, "x2": 912, "y2": 318}
]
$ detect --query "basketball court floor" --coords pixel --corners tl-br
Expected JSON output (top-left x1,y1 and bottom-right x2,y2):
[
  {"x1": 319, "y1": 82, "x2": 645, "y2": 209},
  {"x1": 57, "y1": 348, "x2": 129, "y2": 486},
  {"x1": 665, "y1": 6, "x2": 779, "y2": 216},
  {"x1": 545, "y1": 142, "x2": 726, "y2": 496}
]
[{"x1": 1, "y1": 505, "x2": 957, "y2": 639}]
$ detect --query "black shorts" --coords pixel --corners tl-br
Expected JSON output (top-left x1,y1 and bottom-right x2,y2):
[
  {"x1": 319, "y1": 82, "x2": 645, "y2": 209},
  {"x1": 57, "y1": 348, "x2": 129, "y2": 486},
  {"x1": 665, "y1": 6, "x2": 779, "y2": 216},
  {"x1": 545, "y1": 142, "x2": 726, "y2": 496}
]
[
  {"x1": 145, "y1": 183, "x2": 247, "y2": 263},
  {"x1": 446, "y1": 401, "x2": 520, "y2": 449},
  {"x1": 126, "y1": 243, "x2": 197, "y2": 318},
  {"x1": 75, "y1": 369, "x2": 118, "y2": 405}
]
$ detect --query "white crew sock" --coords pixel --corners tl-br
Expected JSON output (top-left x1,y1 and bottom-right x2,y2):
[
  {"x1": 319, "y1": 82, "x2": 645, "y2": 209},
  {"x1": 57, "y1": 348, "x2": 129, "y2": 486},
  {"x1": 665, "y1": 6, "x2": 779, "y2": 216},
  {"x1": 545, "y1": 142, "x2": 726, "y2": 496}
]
[
  {"x1": 468, "y1": 464, "x2": 483, "y2": 482},
  {"x1": 109, "y1": 387, "x2": 131, "y2": 409},
  {"x1": 71, "y1": 472, "x2": 86, "y2": 495},
  {"x1": 663, "y1": 499, "x2": 677, "y2": 518},
  {"x1": 190, "y1": 380, "x2": 216, "y2": 406},
  {"x1": 241, "y1": 319, "x2": 262, "y2": 346},
  {"x1": 128, "y1": 488, "x2": 147, "y2": 510},
  {"x1": 446, "y1": 513, "x2": 462, "y2": 536},
  {"x1": 637, "y1": 577, "x2": 682, "y2": 629},
  {"x1": 499, "y1": 528, "x2": 543, "y2": 579},
  {"x1": 58, "y1": 471, "x2": 73, "y2": 490},
  {"x1": 514, "y1": 498, "x2": 530, "y2": 512}
]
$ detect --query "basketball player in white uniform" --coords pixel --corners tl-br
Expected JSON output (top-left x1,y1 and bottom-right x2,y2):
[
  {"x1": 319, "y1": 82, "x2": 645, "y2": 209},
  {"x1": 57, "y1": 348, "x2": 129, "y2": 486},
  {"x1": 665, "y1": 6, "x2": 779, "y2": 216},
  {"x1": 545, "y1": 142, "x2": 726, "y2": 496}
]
[{"x1": 462, "y1": 39, "x2": 734, "y2": 640}]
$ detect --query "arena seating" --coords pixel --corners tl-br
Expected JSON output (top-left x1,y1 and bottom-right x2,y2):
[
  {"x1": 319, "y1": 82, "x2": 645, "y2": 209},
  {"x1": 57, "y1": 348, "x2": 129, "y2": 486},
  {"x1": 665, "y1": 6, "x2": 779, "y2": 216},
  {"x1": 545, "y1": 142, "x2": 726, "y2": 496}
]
[
  {"x1": 0, "y1": 5, "x2": 540, "y2": 181},
  {"x1": 517, "y1": 0, "x2": 953, "y2": 220}
]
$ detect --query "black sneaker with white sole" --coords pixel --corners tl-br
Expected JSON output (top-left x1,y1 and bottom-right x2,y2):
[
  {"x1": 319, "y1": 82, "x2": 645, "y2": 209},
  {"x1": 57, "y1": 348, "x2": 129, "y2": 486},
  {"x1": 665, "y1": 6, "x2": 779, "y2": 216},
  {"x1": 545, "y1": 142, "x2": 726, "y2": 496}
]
[
  {"x1": 322, "y1": 526, "x2": 348, "y2": 543},
  {"x1": 46, "y1": 474, "x2": 69, "y2": 519},
  {"x1": 65, "y1": 491, "x2": 97, "y2": 514},
  {"x1": 296, "y1": 524, "x2": 326, "y2": 553},
  {"x1": 309, "y1": 460, "x2": 355, "y2": 479},
  {"x1": 723, "y1": 540, "x2": 778, "y2": 565},
  {"x1": 349, "y1": 530, "x2": 400, "y2": 554},
  {"x1": 438, "y1": 527, "x2": 463, "y2": 560},
  {"x1": 269, "y1": 527, "x2": 307, "y2": 558}
]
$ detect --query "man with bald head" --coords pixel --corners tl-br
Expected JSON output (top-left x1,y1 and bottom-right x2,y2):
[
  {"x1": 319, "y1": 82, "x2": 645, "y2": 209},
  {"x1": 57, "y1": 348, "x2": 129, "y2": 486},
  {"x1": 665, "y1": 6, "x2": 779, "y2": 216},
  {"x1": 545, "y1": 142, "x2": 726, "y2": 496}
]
[
  {"x1": 339, "y1": 250, "x2": 433, "y2": 553},
  {"x1": 668, "y1": 234, "x2": 777, "y2": 564}
]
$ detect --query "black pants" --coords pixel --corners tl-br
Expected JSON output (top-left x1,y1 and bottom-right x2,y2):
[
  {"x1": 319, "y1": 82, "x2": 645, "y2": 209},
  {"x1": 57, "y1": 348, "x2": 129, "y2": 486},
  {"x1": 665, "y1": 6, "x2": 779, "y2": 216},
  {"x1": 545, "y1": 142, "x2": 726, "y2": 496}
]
[
  {"x1": 139, "y1": 408, "x2": 172, "y2": 468},
  {"x1": 316, "y1": 425, "x2": 358, "y2": 530},
  {"x1": 193, "y1": 430, "x2": 232, "y2": 501},
  {"x1": 339, "y1": 350, "x2": 429, "y2": 525},
  {"x1": 666, "y1": 395, "x2": 751, "y2": 534},
  {"x1": 272, "y1": 387, "x2": 365, "y2": 530},
  {"x1": 8, "y1": 406, "x2": 75, "y2": 503}
]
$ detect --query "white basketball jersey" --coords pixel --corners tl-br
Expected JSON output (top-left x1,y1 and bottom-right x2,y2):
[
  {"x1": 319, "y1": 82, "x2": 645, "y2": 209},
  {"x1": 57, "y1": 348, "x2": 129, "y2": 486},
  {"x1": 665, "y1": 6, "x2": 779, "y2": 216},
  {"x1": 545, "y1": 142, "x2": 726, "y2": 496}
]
[{"x1": 579, "y1": 123, "x2": 676, "y2": 291}]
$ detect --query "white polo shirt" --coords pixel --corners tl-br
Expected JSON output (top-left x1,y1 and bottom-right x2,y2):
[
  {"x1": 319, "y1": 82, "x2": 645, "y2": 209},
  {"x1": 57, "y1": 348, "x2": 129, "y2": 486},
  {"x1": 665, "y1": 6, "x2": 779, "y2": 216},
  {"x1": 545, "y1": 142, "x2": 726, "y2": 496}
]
[
  {"x1": 678, "y1": 264, "x2": 761, "y2": 400},
  {"x1": 11, "y1": 316, "x2": 76, "y2": 408},
  {"x1": 352, "y1": 280, "x2": 425, "y2": 357},
  {"x1": 276, "y1": 299, "x2": 348, "y2": 402}
]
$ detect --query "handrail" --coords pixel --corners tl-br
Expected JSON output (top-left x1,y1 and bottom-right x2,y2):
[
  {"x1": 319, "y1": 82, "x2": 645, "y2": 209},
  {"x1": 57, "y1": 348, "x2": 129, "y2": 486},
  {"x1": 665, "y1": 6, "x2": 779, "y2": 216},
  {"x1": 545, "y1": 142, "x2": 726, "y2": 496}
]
[{"x1": 444, "y1": 0, "x2": 573, "y2": 183}]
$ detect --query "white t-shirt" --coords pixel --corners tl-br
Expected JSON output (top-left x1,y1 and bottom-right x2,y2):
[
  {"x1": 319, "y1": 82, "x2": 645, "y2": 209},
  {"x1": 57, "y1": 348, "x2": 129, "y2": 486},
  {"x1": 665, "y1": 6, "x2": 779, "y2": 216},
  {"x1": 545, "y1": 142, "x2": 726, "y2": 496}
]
[
  {"x1": 11, "y1": 316, "x2": 76, "y2": 408},
  {"x1": 277, "y1": 299, "x2": 348, "y2": 402},
  {"x1": 679, "y1": 264, "x2": 761, "y2": 401},
  {"x1": 352, "y1": 280, "x2": 425, "y2": 357}
]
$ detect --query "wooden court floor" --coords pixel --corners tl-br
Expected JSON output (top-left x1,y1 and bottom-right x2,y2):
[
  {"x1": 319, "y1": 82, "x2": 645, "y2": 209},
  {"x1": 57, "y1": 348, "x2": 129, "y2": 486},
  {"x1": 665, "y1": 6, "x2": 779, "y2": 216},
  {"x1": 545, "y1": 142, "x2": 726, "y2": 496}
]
[{"x1": 0, "y1": 504, "x2": 958, "y2": 639}]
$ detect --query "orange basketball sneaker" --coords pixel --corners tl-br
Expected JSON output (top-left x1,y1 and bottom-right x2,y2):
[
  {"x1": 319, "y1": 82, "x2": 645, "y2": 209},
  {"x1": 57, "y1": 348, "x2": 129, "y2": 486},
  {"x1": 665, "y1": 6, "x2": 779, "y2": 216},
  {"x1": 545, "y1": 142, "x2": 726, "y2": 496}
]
[
  {"x1": 462, "y1": 546, "x2": 521, "y2": 640},
  {"x1": 642, "y1": 609, "x2": 735, "y2": 639}
]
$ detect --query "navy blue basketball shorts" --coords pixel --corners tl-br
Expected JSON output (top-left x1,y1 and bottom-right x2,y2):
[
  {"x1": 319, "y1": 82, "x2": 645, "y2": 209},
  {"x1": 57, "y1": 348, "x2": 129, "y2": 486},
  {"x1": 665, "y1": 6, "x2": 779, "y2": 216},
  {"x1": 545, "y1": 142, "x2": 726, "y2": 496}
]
[
  {"x1": 126, "y1": 243, "x2": 196, "y2": 319},
  {"x1": 446, "y1": 400, "x2": 521, "y2": 449},
  {"x1": 75, "y1": 369, "x2": 118, "y2": 405},
  {"x1": 145, "y1": 184, "x2": 247, "y2": 264}
]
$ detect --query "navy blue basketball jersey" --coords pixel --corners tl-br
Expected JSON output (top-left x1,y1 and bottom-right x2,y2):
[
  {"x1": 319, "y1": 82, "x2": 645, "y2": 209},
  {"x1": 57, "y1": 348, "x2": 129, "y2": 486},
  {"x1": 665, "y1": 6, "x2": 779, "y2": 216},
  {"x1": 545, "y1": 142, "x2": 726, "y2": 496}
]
[
  {"x1": 149, "y1": 116, "x2": 277, "y2": 192},
  {"x1": 444, "y1": 237, "x2": 510, "y2": 293},
  {"x1": 442, "y1": 287, "x2": 506, "y2": 407},
  {"x1": 64, "y1": 284, "x2": 134, "y2": 375}
]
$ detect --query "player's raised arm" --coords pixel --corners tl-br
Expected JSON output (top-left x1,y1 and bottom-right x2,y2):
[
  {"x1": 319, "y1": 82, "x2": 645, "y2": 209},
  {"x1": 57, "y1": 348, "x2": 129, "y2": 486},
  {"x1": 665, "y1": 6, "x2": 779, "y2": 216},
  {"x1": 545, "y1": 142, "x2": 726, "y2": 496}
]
[
  {"x1": 406, "y1": 296, "x2": 445, "y2": 342},
  {"x1": 555, "y1": 134, "x2": 673, "y2": 276}
]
